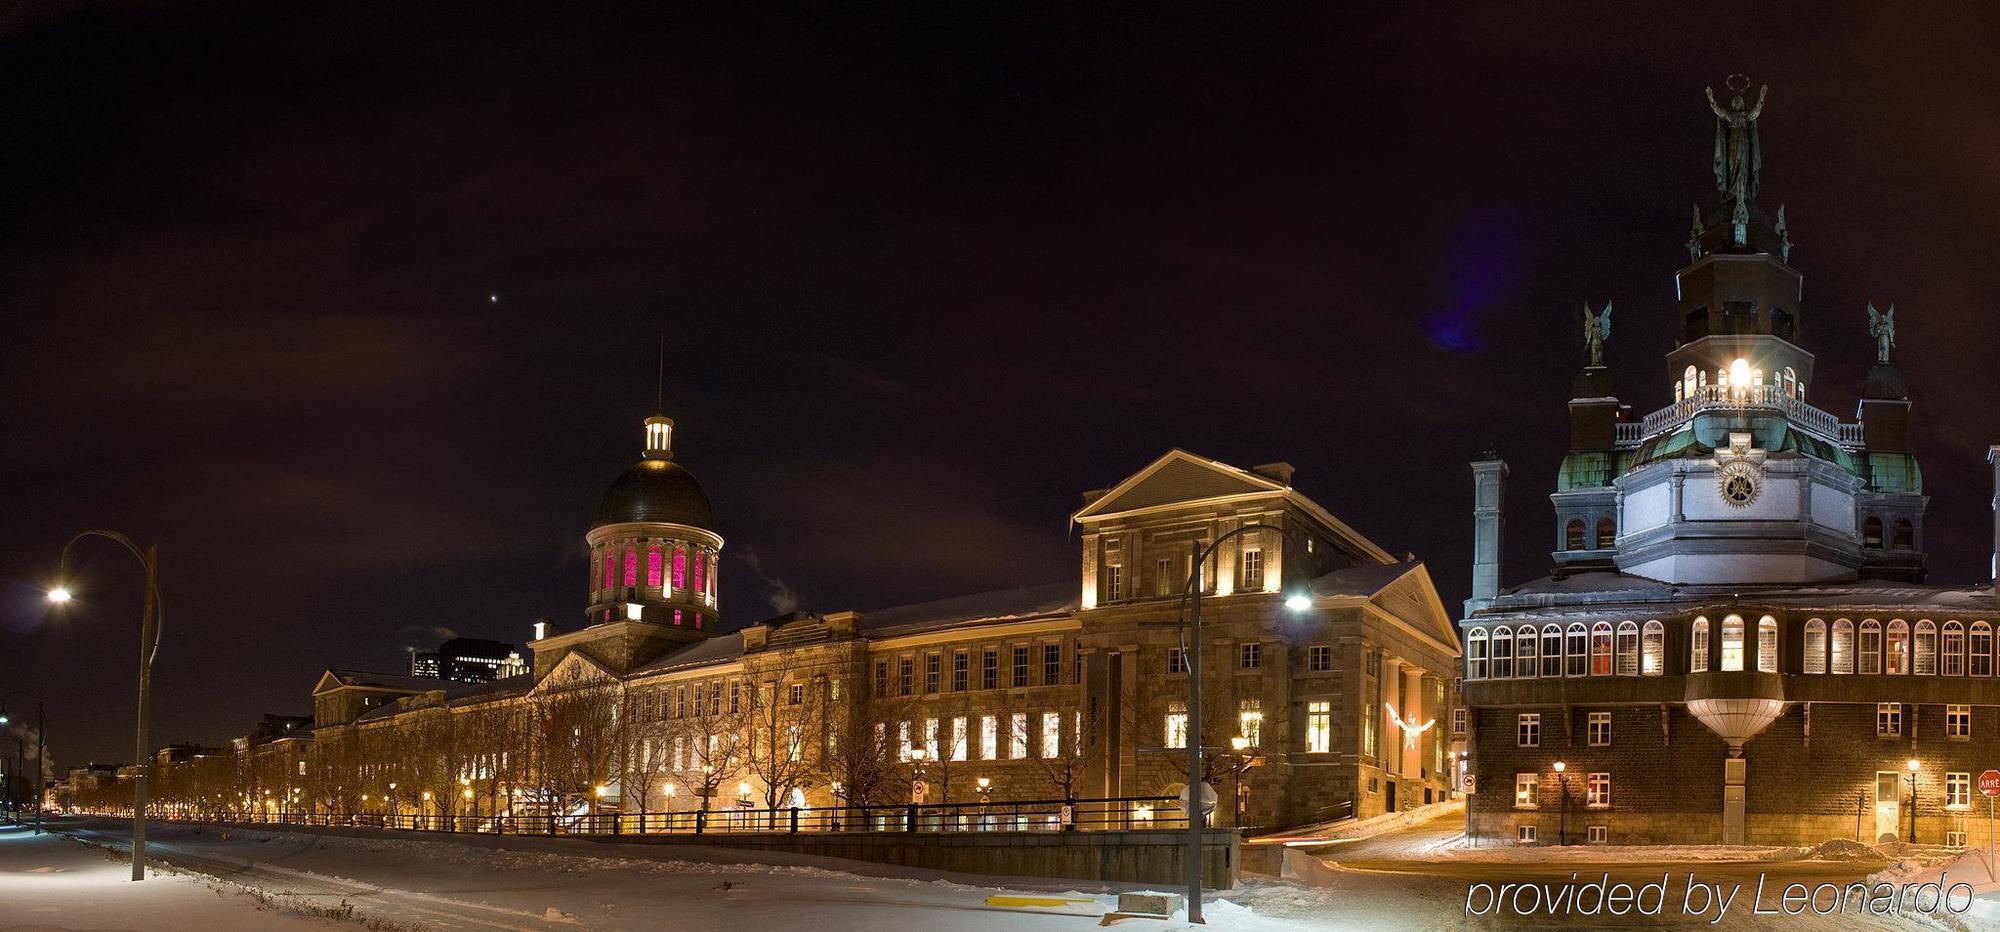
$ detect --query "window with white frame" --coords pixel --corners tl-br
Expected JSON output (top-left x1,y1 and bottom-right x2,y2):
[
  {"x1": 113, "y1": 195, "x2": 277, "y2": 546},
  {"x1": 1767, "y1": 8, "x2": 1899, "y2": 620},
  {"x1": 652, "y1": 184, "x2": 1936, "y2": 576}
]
[
  {"x1": 1516, "y1": 626, "x2": 1537, "y2": 679},
  {"x1": 1541, "y1": 625, "x2": 1564, "y2": 677},
  {"x1": 1972, "y1": 622, "x2": 1994, "y2": 677},
  {"x1": 1943, "y1": 621, "x2": 1965, "y2": 676},
  {"x1": 1877, "y1": 702, "x2": 1901, "y2": 737},
  {"x1": 1947, "y1": 830, "x2": 1968, "y2": 848},
  {"x1": 1641, "y1": 621, "x2": 1664, "y2": 675},
  {"x1": 1306, "y1": 701, "x2": 1331, "y2": 753},
  {"x1": 1240, "y1": 642, "x2": 1262, "y2": 669},
  {"x1": 951, "y1": 716, "x2": 968, "y2": 761},
  {"x1": 1915, "y1": 620, "x2": 1937, "y2": 675},
  {"x1": 1691, "y1": 617, "x2": 1710, "y2": 672},
  {"x1": 1804, "y1": 619, "x2": 1826, "y2": 674},
  {"x1": 1452, "y1": 707, "x2": 1468, "y2": 735},
  {"x1": 1155, "y1": 557, "x2": 1174, "y2": 597},
  {"x1": 1587, "y1": 772, "x2": 1611, "y2": 808},
  {"x1": 1168, "y1": 647, "x2": 1187, "y2": 675},
  {"x1": 1720, "y1": 615, "x2": 1745, "y2": 672},
  {"x1": 1947, "y1": 772, "x2": 1971, "y2": 808},
  {"x1": 1757, "y1": 616, "x2": 1777, "y2": 673},
  {"x1": 1832, "y1": 619, "x2": 1854, "y2": 674},
  {"x1": 1240, "y1": 548, "x2": 1264, "y2": 591},
  {"x1": 1517, "y1": 713, "x2": 1540, "y2": 748},
  {"x1": 1587, "y1": 825, "x2": 1609, "y2": 844},
  {"x1": 1309, "y1": 645, "x2": 1331, "y2": 672},
  {"x1": 1009, "y1": 713, "x2": 1029, "y2": 758},
  {"x1": 1238, "y1": 698, "x2": 1263, "y2": 747},
  {"x1": 924, "y1": 717, "x2": 940, "y2": 760},
  {"x1": 1517, "y1": 825, "x2": 1538, "y2": 844},
  {"x1": 1587, "y1": 712, "x2": 1611, "y2": 746},
  {"x1": 1948, "y1": 705, "x2": 1971, "y2": 740},
  {"x1": 1164, "y1": 702, "x2": 1188, "y2": 749},
  {"x1": 1041, "y1": 712, "x2": 1061, "y2": 758},
  {"x1": 1615, "y1": 622, "x2": 1639, "y2": 676},
  {"x1": 1043, "y1": 643, "x2": 1062, "y2": 684},
  {"x1": 1105, "y1": 562, "x2": 1124, "y2": 601},
  {"x1": 1566, "y1": 623, "x2": 1588, "y2": 677},
  {"x1": 1492, "y1": 626, "x2": 1515, "y2": 678},
  {"x1": 1514, "y1": 773, "x2": 1538, "y2": 809},
  {"x1": 898, "y1": 720, "x2": 912, "y2": 761},
  {"x1": 980, "y1": 715, "x2": 998, "y2": 760},
  {"x1": 1860, "y1": 620, "x2": 1882, "y2": 675},
  {"x1": 1467, "y1": 629, "x2": 1488, "y2": 679}
]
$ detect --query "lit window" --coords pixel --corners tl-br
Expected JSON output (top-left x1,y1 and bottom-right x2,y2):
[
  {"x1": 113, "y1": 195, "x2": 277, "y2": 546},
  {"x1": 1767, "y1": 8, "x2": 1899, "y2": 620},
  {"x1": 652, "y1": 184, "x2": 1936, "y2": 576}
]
[
  {"x1": 1515, "y1": 774, "x2": 1538, "y2": 809},
  {"x1": 1009, "y1": 713, "x2": 1028, "y2": 759},
  {"x1": 1640, "y1": 621, "x2": 1664, "y2": 675},
  {"x1": 1948, "y1": 705, "x2": 1971, "y2": 740},
  {"x1": 1239, "y1": 642, "x2": 1262, "y2": 669},
  {"x1": 1886, "y1": 620, "x2": 1910, "y2": 674},
  {"x1": 1914, "y1": 620, "x2": 1937, "y2": 675},
  {"x1": 1306, "y1": 701, "x2": 1331, "y2": 753},
  {"x1": 1947, "y1": 772, "x2": 1971, "y2": 808},
  {"x1": 1466, "y1": 629, "x2": 1488, "y2": 680},
  {"x1": 1692, "y1": 617, "x2": 1711, "y2": 672},
  {"x1": 1615, "y1": 622, "x2": 1639, "y2": 676},
  {"x1": 1451, "y1": 707, "x2": 1467, "y2": 735},
  {"x1": 647, "y1": 544, "x2": 664, "y2": 588},
  {"x1": 1308, "y1": 645, "x2": 1331, "y2": 672},
  {"x1": 1240, "y1": 549, "x2": 1265, "y2": 591},
  {"x1": 1877, "y1": 702, "x2": 1902, "y2": 737},
  {"x1": 1238, "y1": 698, "x2": 1263, "y2": 747},
  {"x1": 1041, "y1": 712, "x2": 1060, "y2": 758},
  {"x1": 1587, "y1": 712, "x2": 1611, "y2": 747},
  {"x1": 623, "y1": 547, "x2": 639, "y2": 588},
  {"x1": 1515, "y1": 627, "x2": 1536, "y2": 679},
  {"x1": 897, "y1": 721, "x2": 912, "y2": 761},
  {"x1": 789, "y1": 683, "x2": 803, "y2": 706},
  {"x1": 1590, "y1": 622, "x2": 1613, "y2": 675},
  {"x1": 951, "y1": 716, "x2": 968, "y2": 761},
  {"x1": 1155, "y1": 558, "x2": 1174, "y2": 597},
  {"x1": 1804, "y1": 620, "x2": 1827, "y2": 674},
  {"x1": 979, "y1": 715, "x2": 997, "y2": 760},
  {"x1": 1164, "y1": 702, "x2": 1188, "y2": 749},
  {"x1": 1719, "y1": 615, "x2": 1744, "y2": 672},
  {"x1": 1586, "y1": 772, "x2": 1611, "y2": 808},
  {"x1": 924, "y1": 718, "x2": 939, "y2": 760},
  {"x1": 1168, "y1": 647, "x2": 1187, "y2": 675},
  {"x1": 1517, "y1": 713, "x2": 1540, "y2": 748},
  {"x1": 1757, "y1": 616, "x2": 1777, "y2": 673},
  {"x1": 671, "y1": 547, "x2": 687, "y2": 592},
  {"x1": 1860, "y1": 620, "x2": 1882, "y2": 675}
]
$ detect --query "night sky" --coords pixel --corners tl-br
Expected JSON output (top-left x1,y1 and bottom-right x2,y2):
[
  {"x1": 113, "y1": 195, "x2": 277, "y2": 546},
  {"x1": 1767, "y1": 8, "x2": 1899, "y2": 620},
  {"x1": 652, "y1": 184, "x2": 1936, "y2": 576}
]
[{"x1": 6, "y1": 4, "x2": 2000, "y2": 768}]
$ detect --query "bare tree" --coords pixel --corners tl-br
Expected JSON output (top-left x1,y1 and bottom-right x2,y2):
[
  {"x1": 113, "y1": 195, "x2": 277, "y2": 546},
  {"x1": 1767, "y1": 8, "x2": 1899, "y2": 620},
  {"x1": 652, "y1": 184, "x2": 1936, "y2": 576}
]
[
  {"x1": 669, "y1": 677, "x2": 750, "y2": 819},
  {"x1": 742, "y1": 662, "x2": 827, "y2": 821}
]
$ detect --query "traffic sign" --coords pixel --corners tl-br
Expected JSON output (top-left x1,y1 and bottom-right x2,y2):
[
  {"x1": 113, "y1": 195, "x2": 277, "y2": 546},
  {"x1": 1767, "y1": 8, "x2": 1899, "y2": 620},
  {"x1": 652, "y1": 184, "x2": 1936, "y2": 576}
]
[
  {"x1": 1979, "y1": 770, "x2": 2000, "y2": 798},
  {"x1": 1458, "y1": 770, "x2": 1476, "y2": 794}
]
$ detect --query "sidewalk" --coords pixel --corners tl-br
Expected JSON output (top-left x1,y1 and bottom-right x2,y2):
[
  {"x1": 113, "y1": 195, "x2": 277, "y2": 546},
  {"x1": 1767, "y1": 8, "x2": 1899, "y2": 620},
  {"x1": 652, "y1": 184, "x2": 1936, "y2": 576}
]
[{"x1": 0, "y1": 823, "x2": 341, "y2": 931}]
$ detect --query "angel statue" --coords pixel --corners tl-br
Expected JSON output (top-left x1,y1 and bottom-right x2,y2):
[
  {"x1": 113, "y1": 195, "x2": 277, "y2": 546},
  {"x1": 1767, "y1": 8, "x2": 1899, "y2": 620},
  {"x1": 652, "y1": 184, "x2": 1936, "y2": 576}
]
[
  {"x1": 1706, "y1": 78, "x2": 1767, "y2": 203},
  {"x1": 1866, "y1": 302, "x2": 1895, "y2": 364},
  {"x1": 1580, "y1": 301, "x2": 1613, "y2": 367}
]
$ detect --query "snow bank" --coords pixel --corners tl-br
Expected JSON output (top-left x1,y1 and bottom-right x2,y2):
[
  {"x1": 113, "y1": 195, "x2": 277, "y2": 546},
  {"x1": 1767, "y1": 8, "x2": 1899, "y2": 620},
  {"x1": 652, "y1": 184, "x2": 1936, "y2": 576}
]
[{"x1": 1262, "y1": 799, "x2": 1462, "y2": 842}]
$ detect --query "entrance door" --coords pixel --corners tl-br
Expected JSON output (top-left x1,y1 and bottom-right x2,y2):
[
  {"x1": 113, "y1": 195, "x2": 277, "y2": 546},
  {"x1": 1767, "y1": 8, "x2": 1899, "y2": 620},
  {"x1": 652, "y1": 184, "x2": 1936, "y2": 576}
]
[
  {"x1": 1874, "y1": 772, "x2": 1901, "y2": 844},
  {"x1": 1386, "y1": 780, "x2": 1397, "y2": 813}
]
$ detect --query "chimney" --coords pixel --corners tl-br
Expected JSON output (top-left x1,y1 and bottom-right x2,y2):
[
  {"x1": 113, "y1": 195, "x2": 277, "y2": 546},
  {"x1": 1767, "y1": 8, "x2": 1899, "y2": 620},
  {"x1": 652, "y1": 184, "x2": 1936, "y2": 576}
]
[
  {"x1": 1989, "y1": 446, "x2": 2000, "y2": 594},
  {"x1": 1467, "y1": 456, "x2": 1509, "y2": 617}
]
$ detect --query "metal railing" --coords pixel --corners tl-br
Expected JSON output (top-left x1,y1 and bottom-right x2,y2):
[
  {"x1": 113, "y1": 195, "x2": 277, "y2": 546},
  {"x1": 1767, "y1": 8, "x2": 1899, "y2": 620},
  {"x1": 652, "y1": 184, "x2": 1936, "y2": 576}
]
[
  {"x1": 1628, "y1": 383, "x2": 1857, "y2": 448},
  {"x1": 141, "y1": 796, "x2": 1188, "y2": 837}
]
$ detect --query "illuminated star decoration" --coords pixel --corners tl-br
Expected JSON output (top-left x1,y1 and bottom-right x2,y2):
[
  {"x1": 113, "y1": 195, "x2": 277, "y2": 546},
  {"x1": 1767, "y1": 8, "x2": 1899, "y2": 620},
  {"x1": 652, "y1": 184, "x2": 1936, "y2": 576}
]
[{"x1": 1384, "y1": 703, "x2": 1436, "y2": 750}]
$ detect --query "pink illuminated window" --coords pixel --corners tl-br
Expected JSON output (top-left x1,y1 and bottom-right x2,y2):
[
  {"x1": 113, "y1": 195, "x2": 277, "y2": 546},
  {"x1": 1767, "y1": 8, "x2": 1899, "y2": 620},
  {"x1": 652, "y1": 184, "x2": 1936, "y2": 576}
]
[
  {"x1": 647, "y1": 545, "x2": 664, "y2": 587},
  {"x1": 673, "y1": 609, "x2": 683, "y2": 627},
  {"x1": 601, "y1": 553, "x2": 614, "y2": 589},
  {"x1": 693, "y1": 552, "x2": 706, "y2": 599},
  {"x1": 672, "y1": 548, "x2": 688, "y2": 592},
  {"x1": 623, "y1": 548, "x2": 639, "y2": 588}
]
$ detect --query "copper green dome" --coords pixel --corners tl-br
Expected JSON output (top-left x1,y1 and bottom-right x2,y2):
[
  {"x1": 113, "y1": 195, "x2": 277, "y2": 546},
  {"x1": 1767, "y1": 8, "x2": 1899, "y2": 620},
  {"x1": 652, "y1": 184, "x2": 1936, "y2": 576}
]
[{"x1": 594, "y1": 457, "x2": 715, "y2": 530}]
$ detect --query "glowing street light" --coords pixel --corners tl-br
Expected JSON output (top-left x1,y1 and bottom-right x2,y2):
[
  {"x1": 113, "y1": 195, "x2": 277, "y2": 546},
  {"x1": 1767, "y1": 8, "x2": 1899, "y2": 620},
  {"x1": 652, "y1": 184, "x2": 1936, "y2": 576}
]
[{"x1": 44, "y1": 587, "x2": 71, "y2": 604}]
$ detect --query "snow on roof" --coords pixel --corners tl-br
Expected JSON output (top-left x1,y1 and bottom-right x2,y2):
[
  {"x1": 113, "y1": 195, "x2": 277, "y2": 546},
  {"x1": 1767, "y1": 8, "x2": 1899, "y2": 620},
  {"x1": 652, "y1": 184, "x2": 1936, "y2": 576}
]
[
  {"x1": 1305, "y1": 560, "x2": 1420, "y2": 599},
  {"x1": 854, "y1": 581, "x2": 1076, "y2": 637},
  {"x1": 325, "y1": 670, "x2": 455, "y2": 692},
  {"x1": 1480, "y1": 571, "x2": 1999, "y2": 616},
  {"x1": 629, "y1": 632, "x2": 748, "y2": 676}
]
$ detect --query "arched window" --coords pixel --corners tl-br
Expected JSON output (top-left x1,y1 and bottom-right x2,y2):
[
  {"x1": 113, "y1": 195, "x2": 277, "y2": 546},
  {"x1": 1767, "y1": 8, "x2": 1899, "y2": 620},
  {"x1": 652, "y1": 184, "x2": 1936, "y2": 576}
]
[
  {"x1": 1942, "y1": 621, "x2": 1964, "y2": 676},
  {"x1": 1698, "y1": 369, "x2": 1709, "y2": 390},
  {"x1": 671, "y1": 546, "x2": 688, "y2": 594},
  {"x1": 1886, "y1": 620, "x2": 1910, "y2": 674},
  {"x1": 1913, "y1": 620, "x2": 1936, "y2": 675},
  {"x1": 1691, "y1": 617, "x2": 1710, "y2": 672},
  {"x1": 1590, "y1": 622, "x2": 1614, "y2": 676},
  {"x1": 1540, "y1": 625, "x2": 1563, "y2": 677},
  {"x1": 1831, "y1": 619, "x2": 1854, "y2": 674},
  {"x1": 1858, "y1": 620, "x2": 1882, "y2": 674},
  {"x1": 623, "y1": 546, "x2": 640, "y2": 588},
  {"x1": 1782, "y1": 367, "x2": 1797, "y2": 397},
  {"x1": 693, "y1": 552, "x2": 708, "y2": 605},
  {"x1": 1720, "y1": 615, "x2": 1745, "y2": 672},
  {"x1": 1862, "y1": 517, "x2": 1884, "y2": 549},
  {"x1": 1803, "y1": 619, "x2": 1827, "y2": 674},
  {"x1": 602, "y1": 551, "x2": 616, "y2": 589},
  {"x1": 1467, "y1": 629, "x2": 1488, "y2": 680},
  {"x1": 1892, "y1": 519, "x2": 1914, "y2": 550},
  {"x1": 1515, "y1": 627, "x2": 1537, "y2": 679},
  {"x1": 1565, "y1": 519, "x2": 1586, "y2": 551},
  {"x1": 1641, "y1": 621, "x2": 1664, "y2": 675},
  {"x1": 1615, "y1": 621, "x2": 1640, "y2": 676},
  {"x1": 1972, "y1": 622, "x2": 1994, "y2": 677},
  {"x1": 647, "y1": 544, "x2": 665, "y2": 588},
  {"x1": 1595, "y1": 517, "x2": 1617, "y2": 550},
  {"x1": 1682, "y1": 365, "x2": 1698, "y2": 401},
  {"x1": 1757, "y1": 616, "x2": 1777, "y2": 673},
  {"x1": 1565, "y1": 624, "x2": 1589, "y2": 677},
  {"x1": 1491, "y1": 625, "x2": 1514, "y2": 679}
]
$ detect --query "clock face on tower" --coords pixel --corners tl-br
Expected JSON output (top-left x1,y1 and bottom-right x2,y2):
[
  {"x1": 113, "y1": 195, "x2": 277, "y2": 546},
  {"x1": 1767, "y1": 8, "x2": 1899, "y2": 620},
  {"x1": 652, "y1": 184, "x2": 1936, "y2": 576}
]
[{"x1": 1717, "y1": 460, "x2": 1761, "y2": 507}]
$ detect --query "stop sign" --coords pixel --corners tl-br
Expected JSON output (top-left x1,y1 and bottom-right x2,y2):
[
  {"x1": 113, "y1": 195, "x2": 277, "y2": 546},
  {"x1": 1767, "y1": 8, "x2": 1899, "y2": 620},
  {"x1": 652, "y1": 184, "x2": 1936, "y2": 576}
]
[{"x1": 1979, "y1": 770, "x2": 2000, "y2": 798}]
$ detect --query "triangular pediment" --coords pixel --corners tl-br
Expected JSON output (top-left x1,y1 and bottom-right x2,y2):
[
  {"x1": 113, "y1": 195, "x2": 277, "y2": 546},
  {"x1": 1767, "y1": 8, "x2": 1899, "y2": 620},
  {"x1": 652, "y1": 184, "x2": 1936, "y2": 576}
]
[
  {"x1": 1073, "y1": 449, "x2": 1286, "y2": 521},
  {"x1": 311, "y1": 670, "x2": 346, "y2": 696},
  {"x1": 1372, "y1": 563, "x2": 1460, "y2": 650},
  {"x1": 533, "y1": 649, "x2": 619, "y2": 694}
]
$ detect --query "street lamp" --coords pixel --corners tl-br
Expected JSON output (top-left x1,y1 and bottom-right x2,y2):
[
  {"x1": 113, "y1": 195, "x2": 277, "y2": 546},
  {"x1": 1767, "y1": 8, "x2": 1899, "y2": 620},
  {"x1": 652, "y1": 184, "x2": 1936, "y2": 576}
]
[
  {"x1": 1147, "y1": 523, "x2": 1314, "y2": 925},
  {"x1": 46, "y1": 529, "x2": 165, "y2": 882},
  {"x1": 1907, "y1": 758, "x2": 1920, "y2": 844},
  {"x1": 1553, "y1": 761, "x2": 1571, "y2": 846}
]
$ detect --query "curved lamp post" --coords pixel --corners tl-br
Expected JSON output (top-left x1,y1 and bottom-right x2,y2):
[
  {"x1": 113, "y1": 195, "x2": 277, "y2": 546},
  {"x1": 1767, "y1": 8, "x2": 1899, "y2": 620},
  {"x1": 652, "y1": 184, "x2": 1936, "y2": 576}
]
[
  {"x1": 46, "y1": 529, "x2": 164, "y2": 882},
  {"x1": 1150, "y1": 523, "x2": 1313, "y2": 924},
  {"x1": 0, "y1": 693, "x2": 46, "y2": 835}
]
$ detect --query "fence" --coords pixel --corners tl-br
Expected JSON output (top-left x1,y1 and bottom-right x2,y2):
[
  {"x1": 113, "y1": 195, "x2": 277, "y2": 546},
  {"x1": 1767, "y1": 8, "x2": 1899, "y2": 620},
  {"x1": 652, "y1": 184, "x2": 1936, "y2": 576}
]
[{"x1": 149, "y1": 795, "x2": 1189, "y2": 837}]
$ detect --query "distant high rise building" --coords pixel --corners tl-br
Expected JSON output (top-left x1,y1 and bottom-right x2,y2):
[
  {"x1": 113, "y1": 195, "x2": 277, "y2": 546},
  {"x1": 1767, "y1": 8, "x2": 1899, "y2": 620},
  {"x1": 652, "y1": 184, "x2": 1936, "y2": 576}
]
[
  {"x1": 439, "y1": 637, "x2": 523, "y2": 682},
  {"x1": 408, "y1": 650, "x2": 441, "y2": 678}
]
